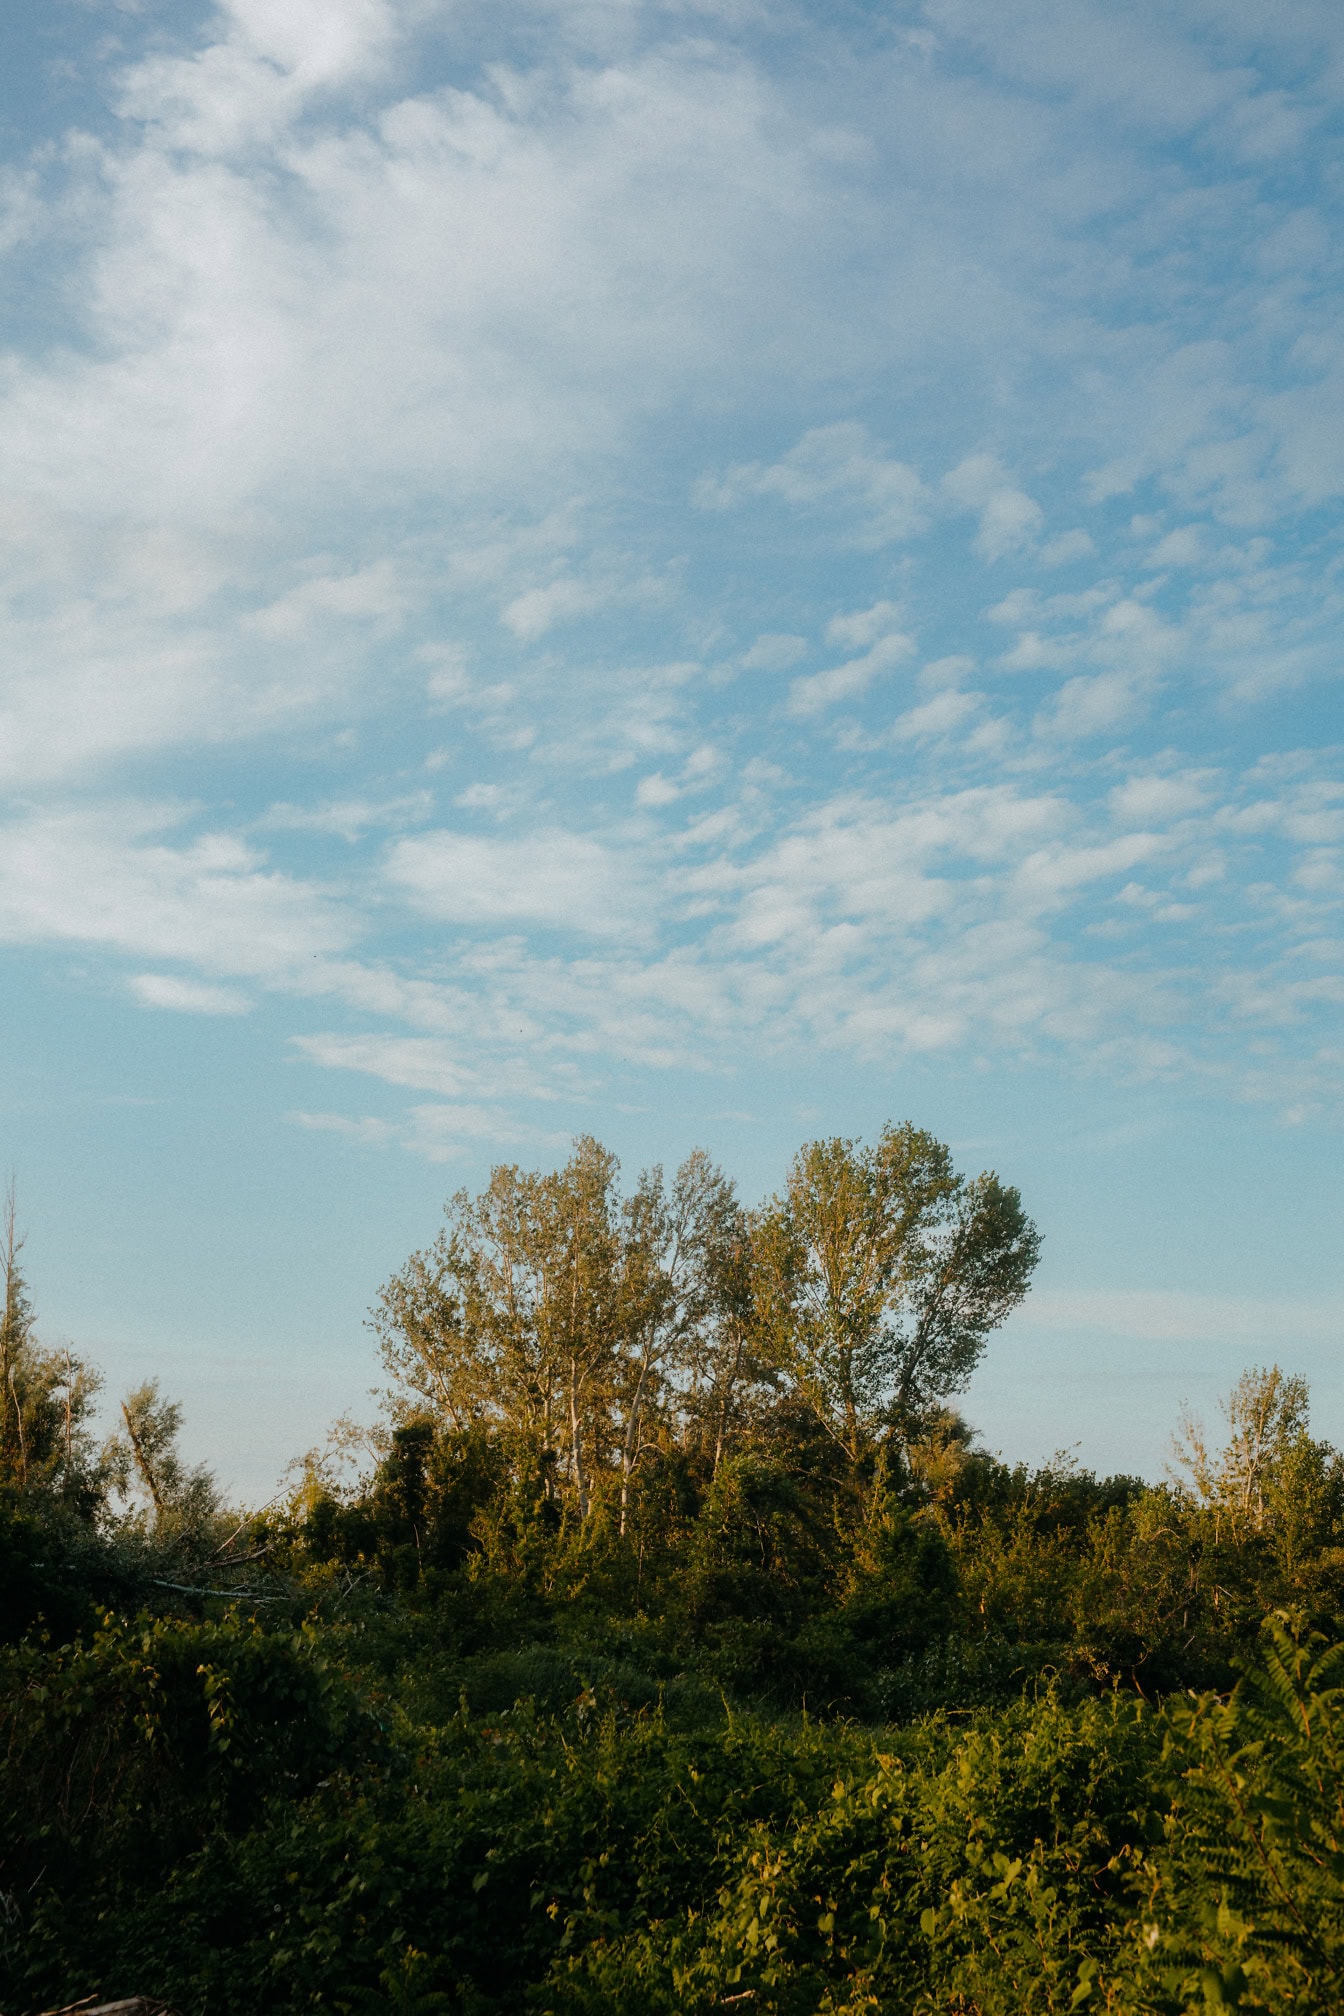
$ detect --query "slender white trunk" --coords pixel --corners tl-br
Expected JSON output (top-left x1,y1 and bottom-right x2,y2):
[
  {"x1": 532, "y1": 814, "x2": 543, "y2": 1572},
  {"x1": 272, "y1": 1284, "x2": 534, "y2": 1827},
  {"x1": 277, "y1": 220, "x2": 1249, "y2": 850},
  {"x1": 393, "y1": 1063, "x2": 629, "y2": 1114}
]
[
  {"x1": 619, "y1": 1341, "x2": 655, "y2": 1536},
  {"x1": 568, "y1": 1362, "x2": 589, "y2": 1520},
  {"x1": 712, "y1": 1328, "x2": 744, "y2": 1478}
]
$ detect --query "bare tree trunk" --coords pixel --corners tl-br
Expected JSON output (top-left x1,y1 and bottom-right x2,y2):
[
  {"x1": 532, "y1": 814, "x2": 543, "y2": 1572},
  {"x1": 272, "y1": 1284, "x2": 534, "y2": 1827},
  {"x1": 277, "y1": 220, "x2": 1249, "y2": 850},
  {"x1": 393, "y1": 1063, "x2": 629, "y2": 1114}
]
[
  {"x1": 0, "y1": 1183, "x2": 19, "y2": 1477},
  {"x1": 568, "y1": 1362, "x2": 590, "y2": 1521},
  {"x1": 541, "y1": 1387, "x2": 555, "y2": 1497},
  {"x1": 618, "y1": 1339, "x2": 656, "y2": 1536},
  {"x1": 712, "y1": 1327, "x2": 745, "y2": 1478},
  {"x1": 8, "y1": 1369, "x2": 25, "y2": 1488},
  {"x1": 122, "y1": 1401, "x2": 167, "y2": 1523}
]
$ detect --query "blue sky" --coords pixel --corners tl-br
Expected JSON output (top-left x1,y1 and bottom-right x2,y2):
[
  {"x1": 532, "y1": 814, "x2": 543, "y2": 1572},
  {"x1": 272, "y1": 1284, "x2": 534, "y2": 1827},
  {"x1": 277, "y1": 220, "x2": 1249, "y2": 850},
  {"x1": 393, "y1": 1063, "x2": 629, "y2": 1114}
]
[{"x1": 1, "y1": 0, "x2": 1341, "y2": 1498}]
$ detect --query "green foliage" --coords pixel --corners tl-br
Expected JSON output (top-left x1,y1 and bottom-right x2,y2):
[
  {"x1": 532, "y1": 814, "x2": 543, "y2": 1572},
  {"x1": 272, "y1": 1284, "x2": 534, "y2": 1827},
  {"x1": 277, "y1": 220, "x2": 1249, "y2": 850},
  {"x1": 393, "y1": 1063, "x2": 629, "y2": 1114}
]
[
  {"x1": 754, "y1": 1125, "x2": 1041, "y2": 1454},
  {"x1": 9, "y1": 1605, "x2": 1344, "y2": 2013},
  {"x1": 372, "y1": 1124, "x2": 1039, "y2": 1523},
  {"x1": 0, "y1": 1191, "x2": 106, "y2": 1517},
  {"x1": 104, "y1": 1378, "x2": 223, "y2": 1538},
  {"x1": 0, "y1": 1609, "x2": 367, "y2": 1873},
  {"x1": 6, "y1": 1140, "x2": 1344, "y2": 2011},
  {"x1": 1119, "y1": 1617, "x2": 1344, "y2": 2011},
  {"x1": 0, "y1": 1610, "x2": 374, "y2": 2009}
]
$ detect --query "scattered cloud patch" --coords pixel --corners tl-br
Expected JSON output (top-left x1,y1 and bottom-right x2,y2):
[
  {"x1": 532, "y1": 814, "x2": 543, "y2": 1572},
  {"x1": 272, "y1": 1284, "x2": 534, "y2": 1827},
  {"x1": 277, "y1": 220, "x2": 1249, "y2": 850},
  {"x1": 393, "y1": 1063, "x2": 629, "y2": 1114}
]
[
  {"x1": 787, "y1": 630, "x2": 914, "y2": 717},
  {"x1": 1026, "y1": 1289, "x2": 1344, "y2": 1346},
  {"x1": 131, "y1": 973, "x2": 252, "y2": 1015},
  {"x1": 291, "y1": 1033, "x2": 482, "y2": 1100},
  {"x1": 826, "y1": 602, "x2": 903, "y2": 650},
  {"x1": 740, "y1": 633, "x2": 807, "y2": 671},
  {"x1": 698, "y1": 425, "x2": 928, "y2": 546},
  {"x1": 385, "y1": 830, "x2": 638, "y2": 936},
  {"x1": 246, "y1": 560, "x2": 405, "y2": 640},
  {"x1": 0, "y1": 0, "x2": 1341, "y2": 1171},
  {"x1": 1040, "y1": 530, "x2": 1096, "y2": 566},
  {"x1": 1110, "y1": 772, "x2": 1214, "y2": 826},
  {"x1": 501, "y1": 578, "x2": 608, "y2": 642},
  {"x1": 636, "y1": 772, "x2": 681, "y2": 808},
  {"x1": 942, "y1": 454, "x2": 1044, "y2": 561},
  {"x1": 890, "y1": 689, "x2": 981, "y2": 742}
]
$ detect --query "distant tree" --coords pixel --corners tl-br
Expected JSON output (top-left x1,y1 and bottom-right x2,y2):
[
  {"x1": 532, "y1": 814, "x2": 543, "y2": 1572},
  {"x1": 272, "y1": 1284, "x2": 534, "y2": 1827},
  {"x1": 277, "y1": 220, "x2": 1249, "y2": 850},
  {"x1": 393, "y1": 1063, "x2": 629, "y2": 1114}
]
[
  {"x1": 374, "y1": 1138, "x2": 756, "y2": 1521},
  {"x1": 375, "y1": 1127, "x2": 1037, "y2": 1514},
  {"x1": 613, "y1": 1148, "x2": 748, "y2": 1528},
  {"x1": 0, "y1": 1184, "x2": 104, "y2": 1508},
  {"x1": 1172, "y1": 1364, "x2": 1343, "y2": 1559},
  {"x1": 374, "y1": 1139, "x2": 628, "y2": 1518},
  {"x1": 105, "y1": 1378, "x2": 220, "y2": 1536},
  {"x1": 0, "y1": 1186, "x2": 38, "y2": 1489},
  {"x1": 679, "y1": 1186, "x2": 777, "y2": 1479},
  {"x1": 753, "y1": 1125, "x2": 1041, "y2": 1458}
]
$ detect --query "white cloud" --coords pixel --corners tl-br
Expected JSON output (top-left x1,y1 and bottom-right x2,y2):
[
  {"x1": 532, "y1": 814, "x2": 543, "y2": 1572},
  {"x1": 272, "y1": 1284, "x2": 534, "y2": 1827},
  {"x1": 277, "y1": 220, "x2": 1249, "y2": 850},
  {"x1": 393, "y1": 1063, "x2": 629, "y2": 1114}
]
[
  {"x1": 920, "y1": 655, "x2": 976, "y2": 690},
  {"x1": 501, "y1": 577, "x2": 608, "y2": 642},
  {"x1": 120, "y1": 0, "x2": 403, "y2": 154},
  {"x1": 1014, "y1": 832, "x2": 1168, "y2": 908},
  {"x1": 942, "y1": 453, "x2": 1043, "y2": 561},
  {"x1": 453, "y1": 782, "x2": 515, "y2": 816},
  {"x1": 386, "y1": 829, "x2": 638, "y2": 935},
  {"x1": 826, "y1": 601, "x2": 903, "y2": 650},
  {"x1": 1110, "y1": 772, "x2": 1214, "y2": 826},
  {"x1": 740, "y1": 632, "x2": 807, "y2": 671},
  {"x1": 291, "y1": 1034, "x2": 481, "y2": 1097},
  {"x1": 0, "y1": 804, "x2": 355, "y2": 978},
  {"x1": 0, "y1": 0, "x2": 1339, "y2": 1164},
  {"x1": 1038, "y1": 672, "x2": 1144, "y2": 740},
  {"x1": 246, "y1": 560, "x2": 405, "y2": 639},
  {"x1": 1040, "y1": 529, "x2": 1096, "y2": 566},
  {"x1": 1150, "y1": 524, "x2": 1207, "y2": 567},
  {"x1": 890, "y1": 688, "x2": 980, "y2": 741},
  {"x1": 636, "y1": 773, "x2": 681, "y2": 807},
  {"x1": 288, "y1": 1110, "x2": 397, "y2": 1147},
  {"x1": 699, "y1": 425, "x2": 929, "y2": 545},
  {"x1": 419, "y1": 643, "x2": 473, "y2": 703},
  {"x1": 130, "y1": 972, "x2": 253, "y2": 1015},
  {"x1": 290, "y1": 1093, "x2": 565, "y2": 1160},
  {"x1": 0, "y1": 23, "x2": 887, "y2": 782},
  {"x1": 1026, "y1": 1288, "x2": 1343, "y2": 1347},
  {"x1": 259, "y1": 794, "x2": 431, "y2": 840},
  {"x1": 787, "y1": 630, "x2": 914, "y2": 717}
]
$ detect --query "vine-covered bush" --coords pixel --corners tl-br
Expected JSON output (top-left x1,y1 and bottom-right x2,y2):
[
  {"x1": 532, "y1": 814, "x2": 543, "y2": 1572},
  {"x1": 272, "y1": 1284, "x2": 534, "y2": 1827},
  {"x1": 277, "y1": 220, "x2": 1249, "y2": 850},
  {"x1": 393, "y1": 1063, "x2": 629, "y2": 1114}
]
[{"x1": 4, "y1": 1612, "x2": 1343, "y2": 2014}]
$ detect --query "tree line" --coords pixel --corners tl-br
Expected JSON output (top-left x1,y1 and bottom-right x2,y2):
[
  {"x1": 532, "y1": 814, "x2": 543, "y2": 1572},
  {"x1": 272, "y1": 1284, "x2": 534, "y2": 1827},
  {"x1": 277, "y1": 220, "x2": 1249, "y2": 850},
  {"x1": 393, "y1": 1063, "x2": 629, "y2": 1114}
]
[
  {"x1": 371, "y1": 1125, "x2": 1040, "y2": 1526},
  {"x1": 5, "y1": 1127, "x2": 1344, "y2": 2012}
]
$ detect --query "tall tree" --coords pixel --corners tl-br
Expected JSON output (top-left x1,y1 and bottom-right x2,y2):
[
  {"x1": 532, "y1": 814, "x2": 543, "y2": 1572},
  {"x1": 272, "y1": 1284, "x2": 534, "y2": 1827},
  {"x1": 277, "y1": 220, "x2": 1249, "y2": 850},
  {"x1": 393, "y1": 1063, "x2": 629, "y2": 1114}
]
[
  {"x1": 0, "y1": 1185, "x2": 36, "y2": 1488},
  {"x1": 104, "y1": 1379, "x2": 221, "y2": 1535},
  {"x1": 374, "y1": 1160, "x2": 554, "y2": 1439},
  {"x1": 0, "y1": 1184, "x2": 103, "y2": 1504},
  {"x1": 375, "y1": 1139, "x2": 755, "y2": 1523},
  {"x1": 678, "y1": 1193, "x2": 774, "y2": 1478},
  {"x1": 754, "y1": 1124, "x2": 1040, "y2": 1458},
  {"x1": 1173, "y1": 1365, "x2": 1319, "y2": 1537},
  {"x1": 535, "y1": 1136, "x2": 624, "y2": 1519},
  {"x1": 375, "y1": 1138, "x2": 629, "y2": 1519},
  {"x1": 612, "y1": 1149, "x2": 745, "y2": 1528}
]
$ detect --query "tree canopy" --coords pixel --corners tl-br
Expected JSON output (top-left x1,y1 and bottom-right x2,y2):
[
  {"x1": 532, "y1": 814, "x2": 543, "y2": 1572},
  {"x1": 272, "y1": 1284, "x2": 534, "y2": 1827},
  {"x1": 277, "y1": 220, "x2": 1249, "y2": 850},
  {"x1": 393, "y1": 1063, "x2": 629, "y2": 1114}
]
[
  {"x1": 9, "y1": 1130, "x2": 1344, "y2": 2015},
  {"x1": 371, "y1": 1123, "x2": 1041, "y2": 1509}
]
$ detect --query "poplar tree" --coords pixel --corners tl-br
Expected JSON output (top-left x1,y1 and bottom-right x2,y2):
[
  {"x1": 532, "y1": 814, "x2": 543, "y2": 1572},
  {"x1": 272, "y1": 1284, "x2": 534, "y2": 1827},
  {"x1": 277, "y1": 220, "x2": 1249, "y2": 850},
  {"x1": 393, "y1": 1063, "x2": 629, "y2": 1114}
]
[
  {"x1": 0, "y1": 1184, "x2": 102, "y2": 1504},
  {"x1": 374, "y1": 1138, "x2": 752, "y2": 1519},
  {"x1": 754, "y1": 1124, "x2": 1041, "y2": 1457}
]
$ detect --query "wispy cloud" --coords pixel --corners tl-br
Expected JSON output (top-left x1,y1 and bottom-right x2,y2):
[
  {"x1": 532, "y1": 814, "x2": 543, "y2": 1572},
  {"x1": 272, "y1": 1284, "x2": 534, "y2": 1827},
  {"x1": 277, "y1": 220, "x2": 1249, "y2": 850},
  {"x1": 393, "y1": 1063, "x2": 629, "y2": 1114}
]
[
  {"x1": 130, "y1": 973, "x2": 253, "y2": 1016},
  {"x1": 0, "y1": 0, "x2": 1340, "y2": 1168},
  {"x1": 698, "y1": 425, "x2": 929, "y2": 546}
]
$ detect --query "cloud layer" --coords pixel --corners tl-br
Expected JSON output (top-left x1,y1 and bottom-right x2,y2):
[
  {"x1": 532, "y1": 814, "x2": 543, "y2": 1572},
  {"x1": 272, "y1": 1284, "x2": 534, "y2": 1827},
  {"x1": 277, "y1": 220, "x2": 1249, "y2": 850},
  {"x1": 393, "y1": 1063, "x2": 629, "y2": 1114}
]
[{"x1": 1, "y1": 0, "x2": 1341, "y2": 1159}]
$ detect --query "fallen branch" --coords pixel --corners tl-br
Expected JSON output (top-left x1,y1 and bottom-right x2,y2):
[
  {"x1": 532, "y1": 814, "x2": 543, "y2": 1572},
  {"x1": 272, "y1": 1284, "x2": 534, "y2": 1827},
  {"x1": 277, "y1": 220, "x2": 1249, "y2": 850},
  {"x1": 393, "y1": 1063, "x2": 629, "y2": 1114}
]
[
  {"x1": 150, "y1": 1578, "x2": 285, "y2": 1602},
  {"x1": 41, "y1": 2000, "x2": 174, "y2": 2016}
]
